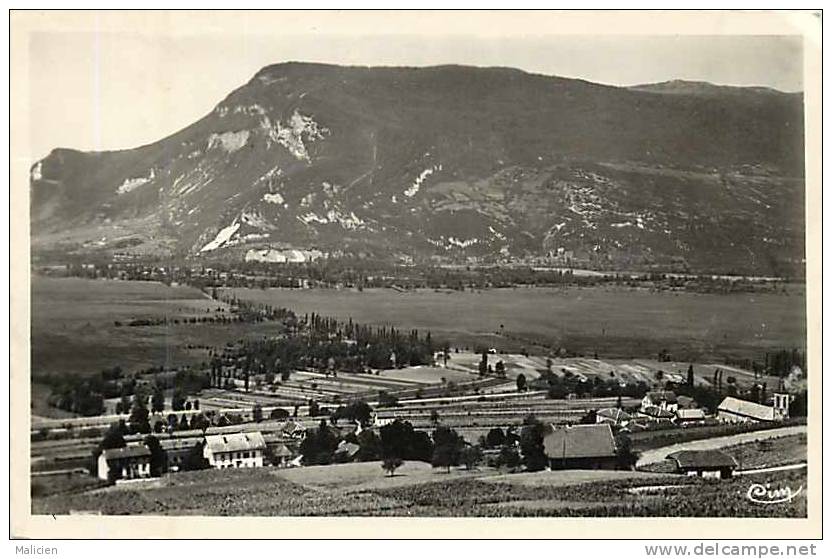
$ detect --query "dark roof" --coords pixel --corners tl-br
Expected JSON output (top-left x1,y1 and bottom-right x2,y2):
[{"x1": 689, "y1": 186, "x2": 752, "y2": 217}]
[
  {"x1": 641, "y1": 405, "x2": 675, "y2": 419},
  {"x1": 102, "y1": 445, "x2": 151, "y2": 460},
  {"x1": 543, "y1": 424, "x2": 617, "y2": 460},
  {"x1": 666, "y1": 450, "x2": 738, "y2": 469}
]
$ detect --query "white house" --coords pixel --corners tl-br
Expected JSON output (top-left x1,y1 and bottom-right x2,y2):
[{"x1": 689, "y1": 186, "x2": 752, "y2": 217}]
[
  {"x1": 203, "y1": 432, "x2": 266, "y2": 469},
  {"x1": 98, "y1": 445, "x2": 152, "y2": 481},
  {"x1": 641, "y1": 391, "x2": 678, "y2": 413}
]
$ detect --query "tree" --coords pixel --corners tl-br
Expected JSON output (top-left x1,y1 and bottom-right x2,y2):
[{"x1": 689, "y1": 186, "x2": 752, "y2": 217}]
[
  {"x1": 380, "y1": 419, "x2": 434, "y2": 462},
  {"x1": 151, "y1": 385, "x2": 165, "y2": 413},
  {"x1": 299, "y1": 420, "x2": 339, "y2": 465},
  {"x1": 129, "y1": 397, "x2": 151, "y2": 434},
  {"x1": 144, "y1": 435, "x2": 165, "y2": 476},
  {"x1": 172, "y1": 389, "x2": 186, "y2": 412},
  {"x1": 497, "y1": 444, "x2": 521, "y2": 471},
  {"x1": 430, "y1": 409, "x2": 440, "y2": 425},
  {"x1": 519, "y1": 417, "x2": 548, "y2": 472},
  {"x1": 381, "y1": 457, "x2": 404, "y2": 477},
  {"x1": 253, "y1": 404, "x2": 263, "y2": 423},
  {"x1": 495, "y1": 360, "x2": 506, "y2": 378},
  {"x1": 485, "y1": 427, "x2": 506, "y2": 448},
  {"x1": 270, "y1": 408, "x2": 290, "y2": 420},
  {"x1": 460, "y1": 445, "x2": 483, "y2": 470},
  {"x1": 516, "y1": 373, "x2": 527, "y2": 392},
  {"x1": 181, "y1": 441, "x2": 210, "y2": 471},
  {"x1": 478, "y1": 351, "x2": 488, "y2": 376},
  {"x1": 431, "y1": 426, "x2": 464, "y2": 472},
  {"x1": 614, "y1": 433, "x2": 638, "y2": 470},
  {"x1": 356, "y1": 430, "x2": 382, "y2": 461},
  {"x1": 687, "y1": 364, "x2": 695, "y2": 387},
  {"x1": 308, "y1": 399, "x2": 320, "y2": 417}
]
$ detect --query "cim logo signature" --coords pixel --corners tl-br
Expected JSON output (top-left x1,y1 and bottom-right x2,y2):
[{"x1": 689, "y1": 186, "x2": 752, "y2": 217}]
[{"x1": 746, "y1": 482, "x2": 803, "y2": 505}]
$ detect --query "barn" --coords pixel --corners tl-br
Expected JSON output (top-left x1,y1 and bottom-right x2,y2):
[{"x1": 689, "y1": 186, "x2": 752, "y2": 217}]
[{"x1": 542, "y1": 423, "x2": 619, "y2": 470}]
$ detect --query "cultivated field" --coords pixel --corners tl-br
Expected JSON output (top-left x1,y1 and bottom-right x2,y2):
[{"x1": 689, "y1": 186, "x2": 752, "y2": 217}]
[
  {"x1": 32, "y1": 462, "x2": 806, "y2": 518},
  {"x1": 227, "y1": 286, "x2": 805, "y2": 362}
]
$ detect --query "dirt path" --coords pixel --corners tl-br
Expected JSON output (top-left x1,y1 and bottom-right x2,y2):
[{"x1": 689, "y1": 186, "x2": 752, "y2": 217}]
[
  {"x1": 736, "y1": 463, "x2": 807, "y2": 476},
  {"x1": 635, "y1": 425, "x2": 806, "y2": 467}
]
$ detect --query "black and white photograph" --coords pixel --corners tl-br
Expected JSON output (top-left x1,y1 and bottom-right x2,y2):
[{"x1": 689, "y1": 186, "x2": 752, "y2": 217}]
[{"x1": 9, "y1": 9, "x2": 822, "y2": 539}]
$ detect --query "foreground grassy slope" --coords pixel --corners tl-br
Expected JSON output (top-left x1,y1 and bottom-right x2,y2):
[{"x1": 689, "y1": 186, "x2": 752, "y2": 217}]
[{"x1": 32, "y1": 462, "x2": 806, "y2": 518}]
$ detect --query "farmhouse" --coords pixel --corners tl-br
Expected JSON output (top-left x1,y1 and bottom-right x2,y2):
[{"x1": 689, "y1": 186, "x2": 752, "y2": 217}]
[
  {"x1": 281, "y1": 420, "x2": 306, "y2": 439},
  {"x1": 641, "y1": 391, "x2": 678, "y2": 413},
  {"x1": 97, "y1": 445, "x2": 152, "y2": 481},
  {"x1": 203, "y1": 431, "x2": 266, "y2": 469},
  {"x1": 666, "y1": 450, "x2": 738, "y2": 479},
  {"x1": 269, "y1": 444, "x2": 294, "y2": 467},
  {"x1": 542, "y1": 423, "x2": 618, "y2": 470},
  {"x1": 717, "y1": 394, "x2": 790, "y2": 423},
  {"x1": 595, "y1": 407, "x2": 632, "y2": 427}
]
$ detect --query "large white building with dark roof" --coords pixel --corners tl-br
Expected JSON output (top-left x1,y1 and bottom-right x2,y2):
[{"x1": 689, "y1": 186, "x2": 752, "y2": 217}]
[{"x1": 717, "y1": 395, "x2": 790, "y2": 423}]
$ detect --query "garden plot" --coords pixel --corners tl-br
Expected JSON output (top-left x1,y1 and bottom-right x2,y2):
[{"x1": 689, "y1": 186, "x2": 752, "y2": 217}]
[{"x1": 377, "y1": 366, "x2": 474, "y2": 384}]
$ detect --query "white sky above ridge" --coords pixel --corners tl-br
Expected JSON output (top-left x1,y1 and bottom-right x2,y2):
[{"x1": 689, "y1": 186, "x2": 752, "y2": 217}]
[{"x1": 27, "y1": 30, "x2": 803, "y2": 162}]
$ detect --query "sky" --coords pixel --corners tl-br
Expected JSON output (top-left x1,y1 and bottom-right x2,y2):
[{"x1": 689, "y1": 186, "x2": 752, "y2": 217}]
[{"x1": 27, "y1": 30, "x2": 803, "y2": 162}]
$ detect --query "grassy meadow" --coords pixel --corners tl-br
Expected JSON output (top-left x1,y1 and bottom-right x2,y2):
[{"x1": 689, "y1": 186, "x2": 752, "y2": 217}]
[{"x1": 32, "y1": 461, "x2": 806, "y2": 518}]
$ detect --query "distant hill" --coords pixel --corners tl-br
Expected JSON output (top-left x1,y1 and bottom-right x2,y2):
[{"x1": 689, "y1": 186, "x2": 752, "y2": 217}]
[
  {"x1": 30, "y1": 63, "x2": 805, "y2": 275},
  {"x1": 628, "y1": 79, "x2": 800, "y2": 97}
]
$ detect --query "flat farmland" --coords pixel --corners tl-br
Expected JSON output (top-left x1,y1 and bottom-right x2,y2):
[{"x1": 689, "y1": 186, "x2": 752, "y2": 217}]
[
  {"x1": 227, "y1": 286, "x2": 805, "y2": 362},
  {"x1": 31, "y1": 276, "x2": 287, "y2": 378}
]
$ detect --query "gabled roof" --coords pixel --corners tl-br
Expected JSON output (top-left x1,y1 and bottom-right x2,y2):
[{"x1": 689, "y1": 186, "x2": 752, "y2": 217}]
[
  {"x1": 543, "y1": 423, "x2": 617, "y2": 460},
  {"x1": 675, "y1": 408, "x2": 706, "y2": 420},
  {"x1": 596, "y1": 408, "x2": 632, "y2": 422},
  {"x1": 718, "y1": 397, "x2": 775, "y2": 421},
  {"x1": 205, "y1": 431, "x2": 266, "y2": 454},
  {"x1": 102, "y1": 445, "x2": 151, "y2": 460},
  {"x1": 666, "y1": 450, "x2": 738, "y2": 469},
  {"x1": 282, "y1": 420, "x2": 305, "y2": 434},
  {"x1": 159, "y1": 438, "x2": 202, "y2": 451},
  {"x1": 270, "y1": 444, "x2": 293, "y2": 458}
]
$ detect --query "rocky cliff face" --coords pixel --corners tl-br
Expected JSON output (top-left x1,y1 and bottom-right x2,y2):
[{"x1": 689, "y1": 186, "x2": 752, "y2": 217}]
[{"x1": 30, "y1": 63, "x2": 805, "y2": 275}]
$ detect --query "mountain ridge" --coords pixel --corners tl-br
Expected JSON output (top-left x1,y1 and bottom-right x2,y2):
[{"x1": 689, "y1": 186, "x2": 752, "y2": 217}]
[{"x1": 30, "y1": 62, "x2": 805, "y2": 276}]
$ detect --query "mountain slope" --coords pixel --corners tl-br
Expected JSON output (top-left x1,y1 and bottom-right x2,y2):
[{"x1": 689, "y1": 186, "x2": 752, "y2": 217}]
[{"x1": 30, "y1": 62, "x2": 805, "y2": 275}]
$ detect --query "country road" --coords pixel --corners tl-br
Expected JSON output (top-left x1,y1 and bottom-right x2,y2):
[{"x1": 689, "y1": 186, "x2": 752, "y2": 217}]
[{"x1": 635, "y1": 425, "x2": 807, "y2": 467}]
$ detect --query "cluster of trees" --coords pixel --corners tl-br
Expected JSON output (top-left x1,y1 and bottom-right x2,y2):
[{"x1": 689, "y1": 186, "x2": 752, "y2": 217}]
[
  {"x1": 297, "y1": 418, "x2": 486, "y2": 473},
  {"x1": 214, "y1": 314, "x2": 438, "y2": 385},
  {"x1": 535, "y1": 367, "x2": 650, "y2": 400},
  {"x1": 724, "y1": 348, "x2": 806, "y2": 378}
]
